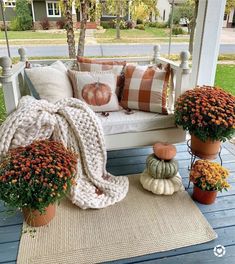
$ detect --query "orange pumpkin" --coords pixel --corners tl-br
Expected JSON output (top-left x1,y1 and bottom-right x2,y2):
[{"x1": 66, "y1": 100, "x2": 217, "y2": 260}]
[
  {"x1": 82, "y1": 82, "x2": 112, "y2": 106},
  {"x1": 153, "y1": 142, "x2": 177, "y2": 161}
]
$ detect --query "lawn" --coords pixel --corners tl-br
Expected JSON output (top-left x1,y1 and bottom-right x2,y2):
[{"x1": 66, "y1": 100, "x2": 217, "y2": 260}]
[
  {"x1": 0, "y1": 31, "x2": 80, "y2": 39},
  {"x1": 95, "y1": 28, "x2": 170, "y2": 38},
  {"x1": 0, "y1": 29, "x2": 188, "y2": 45},
  {"x1": 215, "y1": 64, "x2": 235, "y2": 95},
  {"x1": 0, "y1": 31, "x2": 82, "y2": 45},
  {"x1": 0, "y1": 89, "x2": 6, "y2": 124},
  {"x1": 0, "y1": 64, "x2": 234, "y2": 123},
  {"x1": 95, "y1": 28, "x2": 189, "y2": 43}
]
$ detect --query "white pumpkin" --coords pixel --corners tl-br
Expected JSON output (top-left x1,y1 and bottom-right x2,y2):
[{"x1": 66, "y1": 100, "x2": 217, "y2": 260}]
[{"x1": 140, "y1": 170, "x2": 184, "y2": 195}]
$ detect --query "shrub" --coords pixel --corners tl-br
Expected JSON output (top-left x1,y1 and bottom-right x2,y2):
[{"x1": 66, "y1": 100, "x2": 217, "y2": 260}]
[
  {"x1": 10, "y1": 0, "x2": 32, "y2": 31},
  {"x1": 100, "y1": 21, "x2": 115, "y2": 29},
  {"x1": 172, "y1": 26, "x2": 184, "y2": 35},
  {"x1": 136, "y1": 18, "x2": 143, "y2": 24},
  {"x1": 56, "y1": 19, "x2": 65, "y2": 29},
  {"x1": 145, "y1": 21, "x2": 167, "y2": 28},
  {"x1": 10, "y1": 18, "x2": 21, "y2": 31},
  {"x1": 40, "y1": 18, "x2": 50, "y2": 30},
  {"x1": 113, "y1": 19, "x2": 127, "y2": 30},
  {"x1": 0, "y1": 24, "x2": 10, "y2": 31},
  {"x1": 96, "y1": 25, "x2": 103, "y2": 30},
  {"x1": 135, "y1": 24, "x2": 145, "y2": 30},
  {"x1": 156, "y1": 22, "x2": 167, "y2": 28},
  {"x1": 147, "y1": 21, "x2": 156, "y2": 27},
  {"x1": 125, "y1": 20, "x2": 135, "y2": 29}
]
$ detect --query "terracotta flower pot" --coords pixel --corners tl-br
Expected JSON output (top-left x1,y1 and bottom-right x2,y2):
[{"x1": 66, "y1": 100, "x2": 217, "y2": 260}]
[
  {"x1": 192, "y1": 185, "x2": 217, "y2": 204},
  {"x1": 22, "y1": 204, "x2": 56, "y2": 227},
  {"x1": 191, "y1": 134, "x2": 221, "y2": 159}
]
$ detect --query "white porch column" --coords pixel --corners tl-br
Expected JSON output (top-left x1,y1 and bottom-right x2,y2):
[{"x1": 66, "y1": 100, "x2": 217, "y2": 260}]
[
  {"x1": 190, "y1": 0, "x2": 226, "y2": 87},
  {"x1": 31, "y1": 0, "x2": 35, "y2": 23}
]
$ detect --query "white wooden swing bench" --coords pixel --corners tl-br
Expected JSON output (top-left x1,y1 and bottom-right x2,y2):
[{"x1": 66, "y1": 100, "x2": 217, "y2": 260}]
[{"x1": 0, "y1": 45, "x2": 191, "y2": 150}]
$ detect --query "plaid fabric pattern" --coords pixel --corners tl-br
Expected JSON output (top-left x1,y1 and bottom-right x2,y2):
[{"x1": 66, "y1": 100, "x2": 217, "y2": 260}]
[
  {"x1": 120, "y1": 64, "x2": 170, "y2": 114},
  {"x1": 77, "y1": 57, "x2": 126, "y2": 100}
]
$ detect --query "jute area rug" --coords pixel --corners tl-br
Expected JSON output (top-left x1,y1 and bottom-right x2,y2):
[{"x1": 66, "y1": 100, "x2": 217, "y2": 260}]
[{"x1": 17, "y1": 175, "x2": 217, "y2": 264}]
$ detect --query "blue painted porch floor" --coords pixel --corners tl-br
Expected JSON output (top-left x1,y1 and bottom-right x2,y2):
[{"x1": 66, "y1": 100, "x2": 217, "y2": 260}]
[{"x1": 0, "y1": 141, "x2": 235, "y2": 264}]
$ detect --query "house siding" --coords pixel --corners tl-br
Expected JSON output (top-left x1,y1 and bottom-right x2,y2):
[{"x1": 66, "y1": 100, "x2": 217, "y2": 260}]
[
  {"x1": 157, "y1": 0, "x2": 171, "y2": 22},
  {"x1": 34, "y1": 1, "x2": 63, "y2": 22},
  {"x1": 0, "y1": 7, "x2": 16, "y2": 22}
]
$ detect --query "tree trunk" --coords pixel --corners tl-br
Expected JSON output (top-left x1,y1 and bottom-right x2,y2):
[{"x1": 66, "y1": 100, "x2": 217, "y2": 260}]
[
  {"x1": 63, "y1": 1, "x2": 76, "y2": 59},
  {"x1": 116, "y1": 0, "x2": 121, "y2": 39},
  {"x1": 77, "y1": 0, "x2": 88, "y2": 57},
  {"x1": 189, "y1": 0, "x2": 199, "y2": 55}
]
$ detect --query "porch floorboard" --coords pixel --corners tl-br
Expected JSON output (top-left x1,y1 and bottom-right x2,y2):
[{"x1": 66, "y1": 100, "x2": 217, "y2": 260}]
[{"x1": 0, "y1": 142, "x2": 235, "y2": 264}]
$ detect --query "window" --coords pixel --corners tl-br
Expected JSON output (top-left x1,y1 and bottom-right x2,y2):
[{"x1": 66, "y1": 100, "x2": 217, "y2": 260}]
[
  {"x1": 163, "y1": 10, "x2": 166, "y2": 21},
  {"x1": 46, "y1": 1, "x2": 61, "y2": 17},
  {"x1": 4, "y1": 0, "x2": 16, "y2": 7}
]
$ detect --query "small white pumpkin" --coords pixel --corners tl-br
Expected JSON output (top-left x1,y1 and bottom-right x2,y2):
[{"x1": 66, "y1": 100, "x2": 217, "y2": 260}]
[{"x1": 140, "y1": 170, "x2": 184, "y2": 195}]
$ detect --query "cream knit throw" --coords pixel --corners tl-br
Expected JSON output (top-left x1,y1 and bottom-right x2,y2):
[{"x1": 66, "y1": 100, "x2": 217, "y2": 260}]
[{"x1": 0, "y1": 96, "x2": 129, "y2": 209}]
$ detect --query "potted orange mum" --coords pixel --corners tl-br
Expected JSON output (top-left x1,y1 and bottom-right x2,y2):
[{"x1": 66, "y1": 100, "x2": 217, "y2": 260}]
[
  {"x1": 0, "y1": 140, "x2": 77, "y2": 227},
  {"x1": 190, "y1": 160, "x2": 230, "y2": 204},
  {"x1": 175, "y1": 86, "x2": 235, "y2": 159}
]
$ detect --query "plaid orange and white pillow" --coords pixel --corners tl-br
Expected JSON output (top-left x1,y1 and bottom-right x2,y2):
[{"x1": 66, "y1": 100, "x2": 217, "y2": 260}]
[
  {"x1": 120, "y1": 64, "x2": 171, "y2": 114},
  {"x1": 77, "y1": 56, "x2": 126, "y2": 100}
]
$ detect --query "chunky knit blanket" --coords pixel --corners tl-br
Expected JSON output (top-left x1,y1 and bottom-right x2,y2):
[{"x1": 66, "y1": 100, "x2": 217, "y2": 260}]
[{"x1": 0, "y1": 96, "x2": 129, "y2": 209}]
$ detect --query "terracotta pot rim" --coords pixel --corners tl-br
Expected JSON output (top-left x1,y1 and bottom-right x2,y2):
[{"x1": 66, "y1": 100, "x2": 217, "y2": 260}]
[
  {"x1": 190, "y1": 134, "x2": 221, "y2": 143},
  {"x1": 193, "y1": 185, "x2": 217, "y2": 193},
  {"x1": 192, "y1": 184, "x2": 217, "y2": 204}
]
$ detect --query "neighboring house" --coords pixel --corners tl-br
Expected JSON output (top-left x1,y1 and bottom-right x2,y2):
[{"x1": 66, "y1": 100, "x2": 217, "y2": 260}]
[
  {"x1": 153, "y1": 0, "x2": 189, "y2": 23},
  {"x1": 0, "y1": 0, "x2": 16, "y2": 27},
  {"x1": 0, "y1": 0, "x2": 98, "y2": 29},
  {"x1": 156, "y1": 0, "x2": 171, "y2": 22},
  {"x1": 31, "y1": 0, "x2": 64, "y2": 29},
  {"x1": 0, "y1": 0, "x2": 65, "y2": 29},
  {"x1": 2, "y1": 0, "x2": 233, "y2": 30},
  {"x1": 223, "y1": 7, "x2": 235, "y2": 28}
]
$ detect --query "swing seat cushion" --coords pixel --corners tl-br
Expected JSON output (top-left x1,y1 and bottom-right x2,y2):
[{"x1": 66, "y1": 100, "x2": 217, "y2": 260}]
[{"x1": 96, "y1": 109, "x2": 175, "y2": 135}]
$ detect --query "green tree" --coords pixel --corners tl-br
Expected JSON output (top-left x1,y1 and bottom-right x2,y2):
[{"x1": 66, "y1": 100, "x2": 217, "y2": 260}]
[
  {"x1": 106, "y1": 0, "x2": 128, "y2": 39},
  {"x1": 178, "y1": 0, "x2": 194, "y2": 33},
  {"x1": 225, "y1": 0, "x2": 235, "y2": 14},
  {"x1": 131, "y1": 0, "x2": 158, "y2": 23},
  {"x1": 167, "y1": 7, "x2": 181, "y2": 26},
  {"x1": 168, "y1": 0, "x2": 199, "y2": 54},
  {"x1": 11, "y1": 0, "x2": 32, "y2": 31}
]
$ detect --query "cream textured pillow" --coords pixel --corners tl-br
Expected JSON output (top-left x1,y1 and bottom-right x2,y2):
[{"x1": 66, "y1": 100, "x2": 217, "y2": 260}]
[
  {"x1": 25, "y1": 61, "x2": 73, "y2": 103},
  {"x1": 68, "y1": 70, "x2": 120, "y2": 112}
]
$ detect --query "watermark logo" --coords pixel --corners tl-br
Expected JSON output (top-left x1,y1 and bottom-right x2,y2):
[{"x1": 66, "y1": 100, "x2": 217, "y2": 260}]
[{"x1": 213, "y1": 245, "x2": 226, "y2": 257}]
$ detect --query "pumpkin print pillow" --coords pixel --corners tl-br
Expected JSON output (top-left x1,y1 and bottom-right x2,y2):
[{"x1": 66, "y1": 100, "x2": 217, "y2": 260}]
[
  {"x1": 68, "y1": 70, "x2": 120, "y2": 112},
  {"x1": 77, "y1": 56, "x2": 126, "y2": 101}
]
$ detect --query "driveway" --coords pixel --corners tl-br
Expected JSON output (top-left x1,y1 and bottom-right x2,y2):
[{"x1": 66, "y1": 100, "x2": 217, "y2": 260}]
[{"x1": 220, "y1": 28, "x2": 235, "y2": 44}]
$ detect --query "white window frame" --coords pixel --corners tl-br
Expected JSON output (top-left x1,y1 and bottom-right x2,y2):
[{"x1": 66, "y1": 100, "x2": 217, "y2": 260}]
[
  {"x1": 46, "y1": 1, "x2": 61, "y2": 18},
  {"x1": 3, "y1": 0, "x2": 16, "y2": 8}
]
